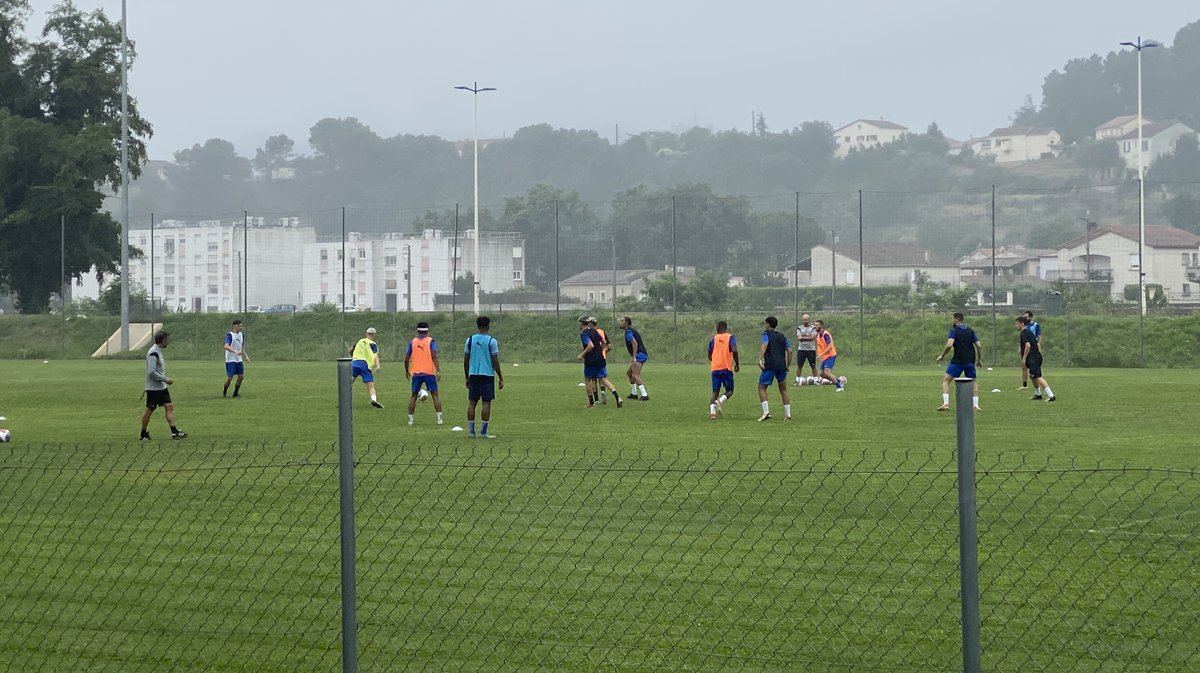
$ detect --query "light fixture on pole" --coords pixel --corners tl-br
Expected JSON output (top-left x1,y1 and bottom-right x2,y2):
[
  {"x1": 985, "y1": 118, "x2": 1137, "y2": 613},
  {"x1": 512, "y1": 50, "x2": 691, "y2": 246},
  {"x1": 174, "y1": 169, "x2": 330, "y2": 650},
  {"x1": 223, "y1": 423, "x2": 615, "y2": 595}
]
[
  {"x1": 1080, "y1": 217, "x2": 1097, "y2": 291},
  {"x1": 454, "y1": 81, "x2": 497, "y2": 317},
  {"x1": 1120, "y1": 36, "x2": 1159, "y2": 368}
]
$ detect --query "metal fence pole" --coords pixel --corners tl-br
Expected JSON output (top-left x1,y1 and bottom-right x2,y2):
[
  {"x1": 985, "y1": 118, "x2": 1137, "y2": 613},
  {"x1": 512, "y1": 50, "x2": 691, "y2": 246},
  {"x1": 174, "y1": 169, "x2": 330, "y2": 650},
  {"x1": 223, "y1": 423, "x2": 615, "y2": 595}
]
[
  {"x1": 555, "y1": 199, "x2": 560, "y2": 361},
  {"x1": 336, "y1": 357, "x2": 358, "y2": 673},
  {"x1": 858, "y1": 190, "x2": 864, "y2": 366},
  {"x1": 671, "y1": 195, "x2": 678, "y2": 365},
  {"x1": 452, "y1": 204, "x2": 459, "y2": 353},
  {"x1": 955, "y1": 377, "x2": 982, "y2": 673},
  {"x1": 990, "y1": 187, "x2": 997, "y2": 367},
  {"x1": 794, "y1": 192, "x2": 800, "y2": 327}
]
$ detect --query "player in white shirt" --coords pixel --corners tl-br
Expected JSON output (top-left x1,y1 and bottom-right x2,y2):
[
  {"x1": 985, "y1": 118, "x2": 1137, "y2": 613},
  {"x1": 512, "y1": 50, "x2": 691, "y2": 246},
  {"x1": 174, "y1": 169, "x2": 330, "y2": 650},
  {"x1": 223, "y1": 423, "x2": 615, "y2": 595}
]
[
  {"x1": 793, "y1": 313, "x2": 819, "y2": 385},
  {"x1": 223, "y1": 319, "x2": 251, "y2": 398}
]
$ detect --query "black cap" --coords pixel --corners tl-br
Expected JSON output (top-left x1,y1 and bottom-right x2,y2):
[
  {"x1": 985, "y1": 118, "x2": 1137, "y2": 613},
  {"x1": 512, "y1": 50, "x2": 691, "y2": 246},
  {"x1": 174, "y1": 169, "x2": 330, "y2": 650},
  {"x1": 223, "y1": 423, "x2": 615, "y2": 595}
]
[{"x1": 416, "y1": 322, "x2": 430, "y2": 331}]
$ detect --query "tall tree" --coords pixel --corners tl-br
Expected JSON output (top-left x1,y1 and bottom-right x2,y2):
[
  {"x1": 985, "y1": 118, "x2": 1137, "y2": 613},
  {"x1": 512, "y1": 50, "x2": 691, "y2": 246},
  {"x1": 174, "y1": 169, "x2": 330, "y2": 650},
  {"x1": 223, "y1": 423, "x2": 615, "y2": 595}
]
[
  {"x1": 0, "y1": 1, "x2": 152, "y2": 312},
  {"x1": 253, "y1": 133, "x2": 295, "y2": 177}
]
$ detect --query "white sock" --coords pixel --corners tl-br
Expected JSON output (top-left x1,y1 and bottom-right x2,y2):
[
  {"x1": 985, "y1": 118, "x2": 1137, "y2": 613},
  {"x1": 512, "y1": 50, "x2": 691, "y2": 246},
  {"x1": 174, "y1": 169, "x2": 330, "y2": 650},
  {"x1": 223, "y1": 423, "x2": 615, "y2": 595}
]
[
  {"x1": 639, "y1": 385, "x2": 648, "y2": 397},
  {"x1": 436, "y1": 411, "x2": 443, "y2": 421},
  {"x1": 783, "y1": 404, "x2": 791, "y2": 417},
  {"x1": 710, "y1": 403, "x2": 717, "y2": 414},
  {"x1": 1043, "y1": 386, "x2": 1053, "y2": 398},
  {"x1": 972, "y1": 396, "x2": 980, "y2": 408},
  {"x1": 761, "y1": 401, "x2": 769, "y2": 414},
  {"x1": 718, "y1": 394, "x2": 728, "y2": 405},
  {"x1": 943, "y1": 393, "x2": 950, "y2": 405},
  {"x1": 794, "y1": 375, "x2": 801, "y2": 383},
  {"x1": 407, "y1": 414, "x2": 414, "y2": 424},
  {"x1": 631, "y1": 384, "x2": 638, "y2": 395},
  {"x1": 370, "y1": 394, "x2": 377, "y2": 402}
]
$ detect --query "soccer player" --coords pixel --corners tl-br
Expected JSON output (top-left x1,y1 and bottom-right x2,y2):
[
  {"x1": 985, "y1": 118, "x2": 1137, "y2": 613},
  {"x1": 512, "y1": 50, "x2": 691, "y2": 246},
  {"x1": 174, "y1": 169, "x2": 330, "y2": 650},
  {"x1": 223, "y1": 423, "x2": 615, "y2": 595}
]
[
  {"x1": 588, "y1": 316, "x2": 611, "y2": 404},
  {"x1": 404, "y1": 321, "x2": 443, "y2": 426},
  {"x1": 1018, "y1": 310, "x2": 1042, "y2": 390},
  {"x1": 936, "y1": 312, "x2": 982, "y2": 412},
  {"x1": 756, "y1": 315, "x2": 792, "y2": 421},
  {"x1": 222, "y1": 319, "x2": 250, "y2": 398},
  {"x1": 1018, "y1": 315, "x2": 1056, "y2": 402},
  {"x1": 350, "y1": 327, "x2": 384, "y2": 408},
  {"x1": 793, "y1": 313, "x2": 819, "y2": 385},
  {"x1": 619, "y1": 316, "x2": 650, "y2": 401},
  {"x1": 708, "y1": 320, "x2": 740, "y2": 419},
  {"x1": 578, "y1": 316, "x2": 623, "y2": 409},
  {"x1": 464, "y1": 315, "x2": 504, "y2": 438},
  {"x1": 815, "y1": 319, "x2": 845, "y2": 391},
  {"x1": 140, "y1": 330, "x2": 187, "y2": 441}
]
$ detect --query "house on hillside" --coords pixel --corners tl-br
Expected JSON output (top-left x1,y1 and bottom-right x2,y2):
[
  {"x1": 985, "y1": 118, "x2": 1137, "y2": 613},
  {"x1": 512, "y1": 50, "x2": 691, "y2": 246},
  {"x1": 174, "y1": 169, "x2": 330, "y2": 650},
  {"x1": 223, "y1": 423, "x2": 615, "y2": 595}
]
[
  {"x1": 965, "y1": 127, "x2": 1061, "y2": 163},
  {"x1": 806, "y1": 243, "x2": 960, "y2": 288},
  {"x1": 1117, "y1": 121, "x2": 1196, "y2": 172},
  {"x1": 834, "y1": 119, "x2": 908, "y2": 158},
  {"x1": 958, "y1": 245, "x2": 1053, "y2": 285},
  {"x1": 1095, "y1": 115, "x2": 1149, "y2": 141},
  {"x1": 1046, "y1": 224, "x2": 1200, "y2": 303}
]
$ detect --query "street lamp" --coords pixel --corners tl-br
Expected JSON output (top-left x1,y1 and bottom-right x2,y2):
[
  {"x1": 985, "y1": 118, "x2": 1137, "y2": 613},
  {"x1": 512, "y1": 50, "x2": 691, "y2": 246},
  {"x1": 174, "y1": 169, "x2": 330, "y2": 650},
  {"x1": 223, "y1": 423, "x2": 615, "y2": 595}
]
[
  {"x1": 454, "y1": 81, "x2": 498, "y2": 316},
  {"x1": 1120, "y1": 36, "x2": 1159, "y2": 367},
  {"x1": 829, "y1": 231, "x2": 839, "y2": 309}
]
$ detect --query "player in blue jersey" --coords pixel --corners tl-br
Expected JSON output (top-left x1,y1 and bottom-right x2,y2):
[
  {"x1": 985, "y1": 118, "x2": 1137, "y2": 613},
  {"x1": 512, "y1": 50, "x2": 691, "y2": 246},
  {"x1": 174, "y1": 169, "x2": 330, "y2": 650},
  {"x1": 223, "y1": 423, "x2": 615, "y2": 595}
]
[
  {"x1": 619, "y1": 316, "x2": 650, "y2": 401},
  {"x1": 464, "y1": 316, "x2": 504, "y2": 438},
  {"x1": 756, "y1": 316, "x2": 792, "y2": 421},
  {"x1": 936, "y1": 312, "x2": 982, "y2": 412},
  {"x1": 578, "y1": 316, "x2": 623, "y2": 409},
  {"x1": 1019, "y1": 310, "x2": 1042, "y2": 390}
]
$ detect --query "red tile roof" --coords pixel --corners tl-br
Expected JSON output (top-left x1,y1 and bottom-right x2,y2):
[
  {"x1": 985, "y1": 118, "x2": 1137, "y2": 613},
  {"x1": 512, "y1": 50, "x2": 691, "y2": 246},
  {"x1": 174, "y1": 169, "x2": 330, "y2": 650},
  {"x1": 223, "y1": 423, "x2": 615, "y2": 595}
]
[{"x1": 1058, "y1": 224, "x2": 1200, "y2": 250}]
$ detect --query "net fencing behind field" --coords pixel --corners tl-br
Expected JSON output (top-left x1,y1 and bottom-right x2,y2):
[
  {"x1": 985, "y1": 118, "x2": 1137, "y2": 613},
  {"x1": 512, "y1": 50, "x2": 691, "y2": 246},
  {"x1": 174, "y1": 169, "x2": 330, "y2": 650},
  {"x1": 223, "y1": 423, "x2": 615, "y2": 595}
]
[
  {"x1": 1, "y1": 442, "x2": 1196, "y2": 673},
  {"x1": 38, "y1": 180, "x2": 1200, "y2": 366}
]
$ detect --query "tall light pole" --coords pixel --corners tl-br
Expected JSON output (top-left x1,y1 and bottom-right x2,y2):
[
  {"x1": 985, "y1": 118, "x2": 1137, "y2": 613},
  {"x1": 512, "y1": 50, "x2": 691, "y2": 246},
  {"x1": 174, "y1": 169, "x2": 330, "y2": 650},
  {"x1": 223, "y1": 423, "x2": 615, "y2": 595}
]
[
  {"x1": 119, "y1": 0, "x2": 130, "y2": 350},
  {"x1": 454, "y1": 81, "x2": 497, "y2": 316},
  {"x1": 1120, "y1": 36, "x2": 1158, "y2": 368},
  {"x1": 829, "y1": 230, "x2": 839, "y2": 309},
  {"x1": 1080, "y1": 217, "x2": 1097, "y2": 291}
]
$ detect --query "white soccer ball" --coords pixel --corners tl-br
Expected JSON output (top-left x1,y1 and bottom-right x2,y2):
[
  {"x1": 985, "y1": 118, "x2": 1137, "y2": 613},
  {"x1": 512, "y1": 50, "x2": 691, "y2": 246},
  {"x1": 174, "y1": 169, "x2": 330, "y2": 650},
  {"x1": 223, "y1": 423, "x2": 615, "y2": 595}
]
[
  {"x1": 798, "y1": 377, "x2": 808, "y2": 386},
  {"x1": 0, "y1": 428, "x2": 11, "y2": 442},
  {"x1": 813, "y1": 377, "x2": 824, "y2": 386},
  {"x1": 418, "y1": 389, "x2": 430, "y2": 401}
]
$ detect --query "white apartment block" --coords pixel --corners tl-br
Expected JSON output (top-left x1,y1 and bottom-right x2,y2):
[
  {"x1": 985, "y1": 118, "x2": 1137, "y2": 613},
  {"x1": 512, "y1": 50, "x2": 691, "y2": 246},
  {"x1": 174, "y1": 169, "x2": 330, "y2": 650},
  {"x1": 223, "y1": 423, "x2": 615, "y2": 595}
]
[
  {"x1": 300, "y1": 229, "x2": 525, "y2": 312},
  {"x1": 1117, "y1": 121, "x2": 1196, "y2": 173},
  {"x1": 126, "y1": 217, "x2": 314, "y2": 313}
]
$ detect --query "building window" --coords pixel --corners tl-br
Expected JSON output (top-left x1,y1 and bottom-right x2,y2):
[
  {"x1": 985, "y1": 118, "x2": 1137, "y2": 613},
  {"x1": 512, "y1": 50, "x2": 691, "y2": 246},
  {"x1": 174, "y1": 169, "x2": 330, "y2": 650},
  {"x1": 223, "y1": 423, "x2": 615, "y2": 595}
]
[
  {"x1": 1123, "y1": 141, "x2": 1132, "y2": 152},
  {"x1": 207, "y1": 242, "x2": 218, "y2": 252},
  {"x1": 1183, "y1": 284, "x2": 1192, "y2": 296},
  {"x1": 421, "y1": 293, "x2": 429, "y2": 306},
  {"x1": 350, "y1": 258, "x2": 356, "y2": 269},
  {"x1": 207, "y1": 263, "x2": 218, "y2": 273},
  {"x1": 866, "y1": 135, "x2": 877, "y2": 142},
  {"x1": 165, "y1": 239, "x2": 175, "y2": 256},
  {"x1": 207, "y1": 284, "x2": 218, "y2": 294},
  {"x1": 165, "y1": 284, "x2": 175, "y2": 294},
  {"x1": 845, "y1": 270, "x2": 856, "y2": 285},
  {"x1": 384, "y1": 256, "x2": 397, "y2": 267},
  {"x1": 337, "y1": 250, "x2": 344, "y2": 261},
  {"x1": 358, "y1": 249, "x2": 366, "y2": 259},
  {"x1": 1185, "y1": 253, "x2": 1192, "y2": 266},
  {"x1": 1142, "y1": 140, "x2": 1149, "y2": 152},
  {"x1": 320, "y1": 249, "x2": 328, "y2": 260},
  {"x1": 980, "y1": 140, "x2": 992, "y2": 150},
  {"x1": 513, "y1": 270, "x2": 522, "y2": 281},
  {"x1": 385, "y1": 279, "x2": 397, "y2": 290},
  {"x1": 587, "y1": 291, "x2": 595, "y2": 301},
  {"x1": 1130, "y1": 253, "x2": 1140, "y2": 270}
]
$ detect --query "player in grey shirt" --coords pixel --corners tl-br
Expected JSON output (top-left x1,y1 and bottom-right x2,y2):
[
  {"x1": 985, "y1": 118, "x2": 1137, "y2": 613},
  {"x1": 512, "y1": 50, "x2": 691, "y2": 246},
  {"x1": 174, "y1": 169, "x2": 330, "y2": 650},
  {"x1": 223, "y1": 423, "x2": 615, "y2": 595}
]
[
  {"x1": 140, "y1": 330, "x2": 187, "y2": 441},
  {"x1": 793, "y1": 313, "x2": 819, "y2": 384}
]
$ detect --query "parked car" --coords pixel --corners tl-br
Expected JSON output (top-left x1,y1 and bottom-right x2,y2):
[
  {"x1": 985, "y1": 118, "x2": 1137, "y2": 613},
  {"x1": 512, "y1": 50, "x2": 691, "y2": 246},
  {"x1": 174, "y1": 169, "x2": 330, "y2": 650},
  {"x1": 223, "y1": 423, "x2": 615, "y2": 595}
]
[
  {"x1": 264, "y1": 303, "x2": 297, "y2": 315},
  {"x1": 246, "y1": 305, "x2": 264, "y2": 313}
]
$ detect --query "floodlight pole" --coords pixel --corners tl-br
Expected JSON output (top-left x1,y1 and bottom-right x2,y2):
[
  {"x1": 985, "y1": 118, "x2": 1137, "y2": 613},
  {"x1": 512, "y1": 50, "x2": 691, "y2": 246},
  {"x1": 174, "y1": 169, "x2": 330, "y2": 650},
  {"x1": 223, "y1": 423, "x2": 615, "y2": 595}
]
[
  {"x1": 1121, "y1": 36, "x2": 1158, "y2": 368},
  {"x1": 454, "y1": 81, "x2": 498, "y2": 316},
  {"x1": 119, "y1": 0, "x2": 130, "y2": 350}
]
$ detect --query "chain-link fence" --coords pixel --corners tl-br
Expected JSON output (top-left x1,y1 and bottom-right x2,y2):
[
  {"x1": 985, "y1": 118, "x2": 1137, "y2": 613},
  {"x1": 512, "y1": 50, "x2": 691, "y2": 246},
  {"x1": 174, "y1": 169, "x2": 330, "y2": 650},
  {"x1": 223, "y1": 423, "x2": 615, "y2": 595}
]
[{"x1": 2, "y1": 440, "x2": 1196, "y2": 672}]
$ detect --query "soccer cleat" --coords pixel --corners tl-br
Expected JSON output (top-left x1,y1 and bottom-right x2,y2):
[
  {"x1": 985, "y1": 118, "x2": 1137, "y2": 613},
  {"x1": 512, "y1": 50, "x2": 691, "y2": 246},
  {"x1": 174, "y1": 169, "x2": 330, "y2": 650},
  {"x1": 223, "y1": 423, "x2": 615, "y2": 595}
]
[
  {"x1": 784, "y1": 416, "x2": 793, "y2": 421},
  {"x1": 480, "y1": 433, "x2": 497, "y2": 439},
  {"x1": 407, "y1": 419, "x2": 414, "y2": 427},
  {"x1": 171, "y1": 430, "x2": 188, "y2": 439},
  {"x1": 936, "y1": 404, "x2": 950, "y2": 412},
  {"x1": 835, "y1": 387, "x2": 845, "y2": 393},
  {"x1": 371, "y1": 400, "x2": 384, "y2": 409},
  {"x1": 139, "y1": 433, "x2": 151, "y2": 441},
  {"x1": 1030, "y1": 395, "x2": 1043, "y2": 401},
  {"x1": 437, "y1": 418, "x2": 445, "y2": 425},
  {"x1": 1047, "y1": 396, "x2": 1057, "y2": 402},
  {"x1": 627, "y1": 394, "x2": 639, "y2": 399},
  {"x1": 973, "y1": 406, "x2": 982, "y2": 412},
  {"x1": 640, "y1": 396, "x2": 650, "y2": 401},
  {"x1": 1017, "y1": 385, "x2": 1029, "y2": 391},
  {"x1": 709, "y1": 412, "x2": 718, "y2": 420},
  {"x1": 715, "y1": 401, "x2": 724, "y2": 416},
  {"x1": 757, "y1": 413, "x2": 772, "y2": 422},
  {"x1": 615, "y1": 396, "x2": 624, "y2": 409},
  {"x1": 222, "y1": 391, "x2": 227, "y2": 398},
  {"x1": 232, "y1": 393, "x2": 240, "y2": 398}
]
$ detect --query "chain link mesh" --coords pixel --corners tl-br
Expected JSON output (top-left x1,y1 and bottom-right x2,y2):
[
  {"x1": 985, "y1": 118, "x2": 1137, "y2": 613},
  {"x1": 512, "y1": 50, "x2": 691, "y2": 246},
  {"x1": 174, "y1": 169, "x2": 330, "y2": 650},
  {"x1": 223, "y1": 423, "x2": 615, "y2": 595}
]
[{"x1": 1, "y1": 443, "x2": 1196, "y2": 672}]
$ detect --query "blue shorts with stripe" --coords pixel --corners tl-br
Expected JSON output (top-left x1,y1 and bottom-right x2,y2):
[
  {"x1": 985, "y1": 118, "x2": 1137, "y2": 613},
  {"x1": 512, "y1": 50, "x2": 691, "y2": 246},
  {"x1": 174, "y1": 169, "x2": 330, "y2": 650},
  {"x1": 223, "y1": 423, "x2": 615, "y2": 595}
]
[
  {"x1": 711, "y1": 369, "x2": 734, "y2": 392},
  {"x1": 352, "y1": 362, "x2": 374, "y2": 383}
]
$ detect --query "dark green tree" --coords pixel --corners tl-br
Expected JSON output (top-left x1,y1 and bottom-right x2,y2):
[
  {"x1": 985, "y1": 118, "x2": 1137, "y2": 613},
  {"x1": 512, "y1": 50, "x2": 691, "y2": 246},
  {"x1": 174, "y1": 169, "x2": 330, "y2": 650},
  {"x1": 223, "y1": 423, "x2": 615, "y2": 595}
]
[
  {"x1": 0, "y1": 0, "x2": 152, "y2": 312},
  {"x1": 498, "y1": 184, "x2": 600, "y2": 292}
]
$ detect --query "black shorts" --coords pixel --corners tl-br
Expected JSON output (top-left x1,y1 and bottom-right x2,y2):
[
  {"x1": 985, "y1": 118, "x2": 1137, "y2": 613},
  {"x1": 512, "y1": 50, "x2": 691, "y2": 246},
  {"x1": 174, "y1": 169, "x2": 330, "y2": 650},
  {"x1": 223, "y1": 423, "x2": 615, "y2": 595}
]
[
  {"x1": 1026, "y1": 358, "x2": 1043, "y2": 379},
  {"x1": 468, "y1": 375, "x2": 495, "y2": 402},
  {"x1": 797, "y1": 350, "x2": 816, "y2": 366},
  {"x1": 146, "y1": 389, "x2": 172, "y2": 409}
]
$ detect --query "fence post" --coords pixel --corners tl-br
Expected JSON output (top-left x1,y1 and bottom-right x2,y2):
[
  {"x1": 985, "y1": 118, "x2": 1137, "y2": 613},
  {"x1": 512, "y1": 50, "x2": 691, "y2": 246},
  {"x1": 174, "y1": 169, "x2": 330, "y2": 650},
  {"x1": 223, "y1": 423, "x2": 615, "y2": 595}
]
[
  {"x1": 955, "y1": 376, "x2": 982, "y2": 673},
  {"x1": 336, "y1": 357, "x2": 358, "y2": 673}
]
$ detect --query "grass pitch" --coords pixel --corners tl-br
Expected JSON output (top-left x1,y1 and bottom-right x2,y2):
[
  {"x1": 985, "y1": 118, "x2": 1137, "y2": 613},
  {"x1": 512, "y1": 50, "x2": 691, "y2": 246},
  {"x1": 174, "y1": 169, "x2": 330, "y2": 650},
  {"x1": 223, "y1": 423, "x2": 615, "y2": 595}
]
[{"x1": 0, "y1": 361, "x2": 1197, "y2": 672}]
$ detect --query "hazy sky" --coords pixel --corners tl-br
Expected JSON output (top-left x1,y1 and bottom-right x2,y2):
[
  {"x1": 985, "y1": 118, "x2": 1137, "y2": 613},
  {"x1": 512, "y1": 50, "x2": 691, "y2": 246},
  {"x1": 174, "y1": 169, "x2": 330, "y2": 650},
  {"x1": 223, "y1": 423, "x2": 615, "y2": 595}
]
[{"x1": 22, "y1": 0, "x2": 1200, "y2": 159}]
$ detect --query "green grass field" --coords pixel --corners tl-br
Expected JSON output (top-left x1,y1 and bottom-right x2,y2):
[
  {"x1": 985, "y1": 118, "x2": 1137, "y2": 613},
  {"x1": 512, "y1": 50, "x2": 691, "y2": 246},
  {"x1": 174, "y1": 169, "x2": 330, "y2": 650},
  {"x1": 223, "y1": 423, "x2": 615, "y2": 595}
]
[{"x1": 1, "y1": 361, "x2": 1197, "y2": 672}]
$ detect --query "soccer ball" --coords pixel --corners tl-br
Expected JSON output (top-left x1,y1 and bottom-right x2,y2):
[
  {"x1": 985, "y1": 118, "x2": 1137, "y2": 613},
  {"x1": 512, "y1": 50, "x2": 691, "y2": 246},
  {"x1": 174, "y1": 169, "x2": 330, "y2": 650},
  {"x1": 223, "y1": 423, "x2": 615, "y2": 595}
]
[
  {"x1": 0, "y1": 428, "x2": 11, "y2": 442},
  {"x1": 418, "y1": 389, "x2": 430, "y2": 402},
  {"x1": 811, "y1": 377, "x2": 823, "y2": 386},
  {"x1": 798, "y1": 377, "x2": 808, "y2": 386}
]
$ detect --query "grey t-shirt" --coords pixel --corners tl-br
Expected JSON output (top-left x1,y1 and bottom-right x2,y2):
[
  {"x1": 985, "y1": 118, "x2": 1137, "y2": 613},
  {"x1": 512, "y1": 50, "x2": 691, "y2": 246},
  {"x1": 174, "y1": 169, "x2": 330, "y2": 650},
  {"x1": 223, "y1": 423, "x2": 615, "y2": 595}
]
[
  {"x1": 145, "y1": 345, "x2": 169, "y2": 391},
  {"x1": 796, "y1": 324, "x2": 818, "y2": 351}
]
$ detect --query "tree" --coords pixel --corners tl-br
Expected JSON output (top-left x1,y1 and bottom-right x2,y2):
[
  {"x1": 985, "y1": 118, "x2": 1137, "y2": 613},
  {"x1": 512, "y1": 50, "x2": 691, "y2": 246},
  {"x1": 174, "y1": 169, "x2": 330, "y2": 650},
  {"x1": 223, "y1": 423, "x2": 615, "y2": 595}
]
[
  {"x1": 754, "y1": 112, "x2": 768, "y2": 137},
  {"x1": 171, "y1": 138, "x2": 252, "y2": 213},
  {"x1": 1162, "y1": 191, "x2": 1200, "y2": 233},
  {"x1": 1147, "y1": 133, "x2": 1200, "y2": 182},
  {"x1": 253, "y1": 133, "x2": 295, "y2": 177},
  {"x1": 0, "y1": 1, "x2": 152, "y2": 312},
  {"x1": 498, "y1": 184, "x2": 600, "y2": 292}
]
